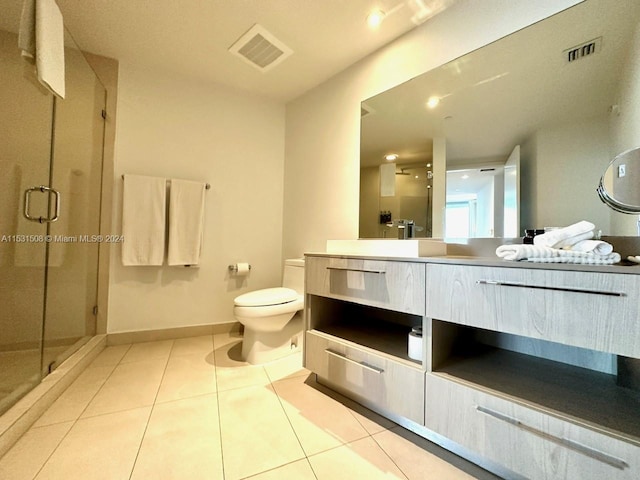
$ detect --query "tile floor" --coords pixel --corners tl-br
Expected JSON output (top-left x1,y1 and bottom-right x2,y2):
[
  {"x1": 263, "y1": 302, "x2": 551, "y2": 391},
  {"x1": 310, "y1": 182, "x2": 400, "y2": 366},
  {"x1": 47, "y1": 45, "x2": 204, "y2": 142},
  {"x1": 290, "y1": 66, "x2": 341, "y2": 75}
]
[{"x1": 0, "y1": 333, "x2": 500, "y2": 480}]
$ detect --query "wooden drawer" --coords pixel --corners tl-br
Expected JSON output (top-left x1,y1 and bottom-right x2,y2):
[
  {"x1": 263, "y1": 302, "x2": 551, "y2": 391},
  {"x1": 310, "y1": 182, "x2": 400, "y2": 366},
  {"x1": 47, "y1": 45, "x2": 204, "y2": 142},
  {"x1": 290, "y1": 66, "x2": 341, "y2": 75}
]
[
  {"x1": 305, "y1": 330, "x2": 425, "y2": 425},
  {"x1": 425, "y1": 374, "x2": 640, "y2": 480},
  {"x1": 306, "y1": 256, "x2": 425, "y2": 316},
  {"x1": 425, "y1": 263, "x2": 640, "y2": 357}
]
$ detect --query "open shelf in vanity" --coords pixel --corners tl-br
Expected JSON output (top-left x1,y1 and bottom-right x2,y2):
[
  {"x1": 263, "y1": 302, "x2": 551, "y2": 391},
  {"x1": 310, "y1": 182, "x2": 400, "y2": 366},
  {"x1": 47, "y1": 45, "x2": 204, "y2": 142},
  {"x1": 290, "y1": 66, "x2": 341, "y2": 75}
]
[
  {"x1": 431, "y1": 320, "x2": 640, "y2": 445},
  {"x1": 307, "y1": 294, "x2": 423, "y2": 366}
]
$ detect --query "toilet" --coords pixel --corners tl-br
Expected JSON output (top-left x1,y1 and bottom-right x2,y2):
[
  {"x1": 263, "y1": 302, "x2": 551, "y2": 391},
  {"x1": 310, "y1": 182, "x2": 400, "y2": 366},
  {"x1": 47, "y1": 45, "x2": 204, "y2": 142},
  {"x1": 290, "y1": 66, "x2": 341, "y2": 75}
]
[{"x1": 233, "y1": 258, "x2": 305, "y2": 364}]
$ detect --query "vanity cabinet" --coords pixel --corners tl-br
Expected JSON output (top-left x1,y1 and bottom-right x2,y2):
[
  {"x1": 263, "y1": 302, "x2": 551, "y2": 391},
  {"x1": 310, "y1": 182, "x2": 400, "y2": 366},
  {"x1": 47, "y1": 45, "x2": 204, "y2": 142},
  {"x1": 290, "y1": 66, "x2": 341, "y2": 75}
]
[
  {"x1": 304, "y1": 255, "x2": 426, "y2": 425},
  {"x1": 426, "y1": 262, "x2": 640, "y2": 480},
  {"x1": 303, "y1": 255, "x2": 640, "y2": 480}
]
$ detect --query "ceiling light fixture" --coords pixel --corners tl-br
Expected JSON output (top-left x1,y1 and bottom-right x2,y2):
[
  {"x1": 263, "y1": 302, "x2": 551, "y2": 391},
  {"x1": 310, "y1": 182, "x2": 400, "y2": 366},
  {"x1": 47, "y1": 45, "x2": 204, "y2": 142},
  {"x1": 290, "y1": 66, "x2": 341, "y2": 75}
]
[
  {"x1": 367, "y1": 9, "x2": 386, "y2": 28},
  {"x1": 384, "y1": 153, "x2": 399, "y2": 161},
  {"x1": 426, "y1": 96, "x2": 440, "y2": 109},
  {"x1": 461, "y1": 174, "x2": 469, "y2": 179}
]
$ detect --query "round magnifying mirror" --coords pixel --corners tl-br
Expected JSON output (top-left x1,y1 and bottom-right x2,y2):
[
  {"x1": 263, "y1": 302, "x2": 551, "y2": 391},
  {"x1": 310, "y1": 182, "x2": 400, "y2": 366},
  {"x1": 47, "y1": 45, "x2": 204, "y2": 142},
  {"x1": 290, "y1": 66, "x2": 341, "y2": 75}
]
[{"x1": 597, "y1": 147, "x2": 640, "y2": 214}]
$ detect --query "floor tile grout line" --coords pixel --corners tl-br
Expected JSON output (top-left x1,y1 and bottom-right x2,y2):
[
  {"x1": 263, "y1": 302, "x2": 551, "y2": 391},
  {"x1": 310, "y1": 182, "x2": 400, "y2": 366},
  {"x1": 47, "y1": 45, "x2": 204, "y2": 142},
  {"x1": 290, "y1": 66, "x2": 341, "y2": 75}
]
[
  {"x1": 303, "y1": 434, "x2": 410, "y2": 480},
  {"x1": 212, "y1": 333, "x2": 227, "y2": 480},
  {"x1": 127, "y1": 342, "x2": 173, "y2": 480},
  {"x1": 28, "y1": 344, "x2": 133, "y2": 480},
  {"x1": 305, "y1": 457, "x2": 320, "y2": 480},
  {"x1": 27, "y1": 422, "x2": 73, "y2": 480},
  {"x1": 368, "y1": 430, "x2": 411, "y2": 480},
  {"x1": 266, "y1": 370, "x2": 313, "y2": 462},
  {"x1": 262, "y1": 369, "x2": 319, "y2": 480},
  {"x1": 237, "y1": 457, "x2": 318, "y2": 480}
]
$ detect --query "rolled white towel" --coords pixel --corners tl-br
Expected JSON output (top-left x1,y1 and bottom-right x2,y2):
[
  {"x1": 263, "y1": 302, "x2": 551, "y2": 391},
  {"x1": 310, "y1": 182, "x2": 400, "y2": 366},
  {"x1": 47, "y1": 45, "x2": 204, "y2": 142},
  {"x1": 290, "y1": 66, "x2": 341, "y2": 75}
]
[
  {"x1": 565, "y1": 240, "x2": 613, "y2": 255},
  {"x1": 533, "y1": 221, "x2": 595, "y2": 248},
  {"x1": 496, "y1": 244, "x2": 557, "y2": 261},
  {"x1": 496, "y1": 244, "x2": 620, "y2": 265}
]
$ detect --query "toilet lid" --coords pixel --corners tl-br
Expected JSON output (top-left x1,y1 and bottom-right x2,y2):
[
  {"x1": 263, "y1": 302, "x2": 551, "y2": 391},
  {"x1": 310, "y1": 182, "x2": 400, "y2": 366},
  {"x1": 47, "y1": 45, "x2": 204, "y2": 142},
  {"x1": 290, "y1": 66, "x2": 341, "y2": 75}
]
[{"x1": 234, "y1": 287, "x2": 298, "y2": 307}]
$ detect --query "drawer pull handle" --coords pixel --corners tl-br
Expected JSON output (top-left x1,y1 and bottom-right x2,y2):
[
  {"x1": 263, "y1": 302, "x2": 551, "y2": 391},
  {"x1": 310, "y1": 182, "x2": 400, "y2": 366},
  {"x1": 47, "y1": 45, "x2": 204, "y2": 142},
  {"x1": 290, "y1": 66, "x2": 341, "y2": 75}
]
[
  {"x1": 476, "y1": 406, "x2": 629, "y2": 470},
  {"x1": 476, "y1": 280, "x2": 625, "y2": 297},
  {"x1": 325, "y1": 349, "x2": 384, "y2": 374},
  {"x1": 327, "y1": 267, "x2": 386, "y2": 274}
]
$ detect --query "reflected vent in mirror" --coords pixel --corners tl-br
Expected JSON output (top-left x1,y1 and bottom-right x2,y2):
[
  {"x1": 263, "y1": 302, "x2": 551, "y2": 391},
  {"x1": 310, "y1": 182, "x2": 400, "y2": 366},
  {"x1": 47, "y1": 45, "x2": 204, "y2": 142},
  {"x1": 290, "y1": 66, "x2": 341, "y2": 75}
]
[
  {"x1": 361, "y1": 103, "x2": 375, "y2": 118},
  {"x1": 564, "y1": 37, "x2": 602, "y2": 63},
  {"x1": 229, "y1": 24, "x2": 293, "y2": 72}
]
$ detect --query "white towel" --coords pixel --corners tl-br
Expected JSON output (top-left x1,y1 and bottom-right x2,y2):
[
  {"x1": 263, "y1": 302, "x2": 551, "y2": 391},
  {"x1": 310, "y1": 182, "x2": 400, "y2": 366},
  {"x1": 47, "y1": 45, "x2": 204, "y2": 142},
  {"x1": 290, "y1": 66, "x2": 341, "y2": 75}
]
[
  {"x1": 168, "y1": 179, "x2": 206, "y2": 266},
  {"x1": 564, "y1": 239, "x2": 613, "y2": 255},
  {"x1": 19, "y1": 0, "x2": 66, "y2": 98},
  {"x1": 532, "y1": 221, "x2": 595, "y2": 248},
  {"x1": 526, "y1": 253, "x2": 620, "y2": 265},
  {"x1": 496, "y1": 244, "x2": 620, "y2": 265},
  {"x1": 496, "y1": 244, "x2": 557, "y2": 261},
  {"x1": 121, "y1": 175, "x2": 166, "y2": 266}
]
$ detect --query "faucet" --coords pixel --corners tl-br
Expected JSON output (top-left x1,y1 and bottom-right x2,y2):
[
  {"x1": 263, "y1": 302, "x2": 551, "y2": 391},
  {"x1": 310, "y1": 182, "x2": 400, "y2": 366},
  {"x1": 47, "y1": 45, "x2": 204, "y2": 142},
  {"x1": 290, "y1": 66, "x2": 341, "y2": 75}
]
[{"x1": 387, "y1": 219, "x2": 421, "y2": 239}]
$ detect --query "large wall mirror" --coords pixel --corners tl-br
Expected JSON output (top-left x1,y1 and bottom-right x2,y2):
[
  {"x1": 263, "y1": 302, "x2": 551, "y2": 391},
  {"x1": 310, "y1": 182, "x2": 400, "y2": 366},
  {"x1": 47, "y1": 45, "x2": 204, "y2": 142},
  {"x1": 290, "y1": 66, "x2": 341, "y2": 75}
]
[{"x1": 360, "y1": 0, "x2": 640, "y2": 239}]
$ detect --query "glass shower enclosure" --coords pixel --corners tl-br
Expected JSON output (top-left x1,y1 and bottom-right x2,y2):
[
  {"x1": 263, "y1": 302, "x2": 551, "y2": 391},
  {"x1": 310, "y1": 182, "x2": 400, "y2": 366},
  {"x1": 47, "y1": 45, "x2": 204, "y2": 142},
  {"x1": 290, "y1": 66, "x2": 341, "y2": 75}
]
[{"x1": 0, "y1": 12, "x2": 105, "y2": 416}]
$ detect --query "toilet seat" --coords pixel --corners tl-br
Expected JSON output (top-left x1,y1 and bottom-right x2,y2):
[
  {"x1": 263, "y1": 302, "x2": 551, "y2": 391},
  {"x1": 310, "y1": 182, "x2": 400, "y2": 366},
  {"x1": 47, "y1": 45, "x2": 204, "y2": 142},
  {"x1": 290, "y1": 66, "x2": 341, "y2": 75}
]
[
  {"x1": 233, "y1": 287, "x2": 303, "y2": 324},
  {"x1": 234, "y1": 287, "x2": 298, "y2": 307}
]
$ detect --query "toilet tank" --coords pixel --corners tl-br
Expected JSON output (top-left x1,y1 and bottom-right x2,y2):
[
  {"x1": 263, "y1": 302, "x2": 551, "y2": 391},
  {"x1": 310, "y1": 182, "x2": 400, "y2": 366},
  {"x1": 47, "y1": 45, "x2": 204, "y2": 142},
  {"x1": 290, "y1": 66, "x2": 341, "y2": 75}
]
[{"x1": 282, "y1": 258, "x2": 305, "y2": 294}]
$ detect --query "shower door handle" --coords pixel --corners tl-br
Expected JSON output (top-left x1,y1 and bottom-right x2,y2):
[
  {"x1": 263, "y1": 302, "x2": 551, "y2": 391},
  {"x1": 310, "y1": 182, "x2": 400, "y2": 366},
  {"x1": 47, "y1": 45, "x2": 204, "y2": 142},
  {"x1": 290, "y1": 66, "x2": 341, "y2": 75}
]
[{"x1": 23, "y1": 186, "x2": 61, "y2": 223}]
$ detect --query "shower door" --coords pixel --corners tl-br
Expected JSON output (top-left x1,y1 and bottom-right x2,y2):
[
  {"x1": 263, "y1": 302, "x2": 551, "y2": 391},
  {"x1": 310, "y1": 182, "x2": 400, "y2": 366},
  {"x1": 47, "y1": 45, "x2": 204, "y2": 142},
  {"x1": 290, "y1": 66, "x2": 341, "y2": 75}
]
[
  {"x1": 41, "y1": 29, "x2": 106, "y2": 373},
  {"x1": 0, "y1": 11, "x2": 106, "y2": 416},
  {"x1": 0, "y1": 26, "x2": 54, "y2": 415}
]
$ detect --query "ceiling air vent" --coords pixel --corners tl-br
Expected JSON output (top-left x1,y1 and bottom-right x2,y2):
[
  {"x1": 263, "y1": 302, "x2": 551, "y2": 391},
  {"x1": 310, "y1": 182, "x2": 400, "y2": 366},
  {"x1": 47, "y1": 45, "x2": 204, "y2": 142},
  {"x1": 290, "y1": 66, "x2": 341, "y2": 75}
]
[
  {"x1": 229, "y1": 24, "x2": 293, "y2": 72},
  {"x1": 563, "y1": 37, "x2": 602, "y2": 63}
]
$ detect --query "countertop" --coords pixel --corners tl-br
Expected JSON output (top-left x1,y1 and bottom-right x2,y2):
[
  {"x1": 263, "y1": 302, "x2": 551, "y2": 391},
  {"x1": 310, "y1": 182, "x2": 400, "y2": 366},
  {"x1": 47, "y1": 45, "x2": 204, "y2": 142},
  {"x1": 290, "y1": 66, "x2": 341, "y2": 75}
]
[
  {"x1": 304, "y1": 252, "x2": 640, "y2": 275},
  {"x1": 307, "y1": 235, "x2": 640, "y2": 275}
]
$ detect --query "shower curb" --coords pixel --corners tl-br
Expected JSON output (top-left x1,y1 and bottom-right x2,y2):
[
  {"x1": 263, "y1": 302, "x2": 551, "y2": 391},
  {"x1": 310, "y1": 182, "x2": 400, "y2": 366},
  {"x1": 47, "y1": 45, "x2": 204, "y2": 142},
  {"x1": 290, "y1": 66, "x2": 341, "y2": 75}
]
[{"x1": 0, "y1": 335, "x2": 106, "y2": 459}]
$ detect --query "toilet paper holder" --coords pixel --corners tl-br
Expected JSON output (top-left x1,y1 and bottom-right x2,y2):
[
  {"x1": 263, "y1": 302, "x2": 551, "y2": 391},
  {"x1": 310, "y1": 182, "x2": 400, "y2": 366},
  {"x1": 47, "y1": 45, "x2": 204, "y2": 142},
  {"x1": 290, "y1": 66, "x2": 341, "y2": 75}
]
[{"x1": 228, "y1": 263, "x2": 251, "y2": 272}]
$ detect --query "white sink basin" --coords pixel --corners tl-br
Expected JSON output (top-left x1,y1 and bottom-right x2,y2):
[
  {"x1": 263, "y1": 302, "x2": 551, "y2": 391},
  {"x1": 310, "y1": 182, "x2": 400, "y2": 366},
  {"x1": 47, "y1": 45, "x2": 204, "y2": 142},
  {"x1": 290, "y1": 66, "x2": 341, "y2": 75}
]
[{"x1": 326, "y1": 239, "x2": 447, "y2": 257}]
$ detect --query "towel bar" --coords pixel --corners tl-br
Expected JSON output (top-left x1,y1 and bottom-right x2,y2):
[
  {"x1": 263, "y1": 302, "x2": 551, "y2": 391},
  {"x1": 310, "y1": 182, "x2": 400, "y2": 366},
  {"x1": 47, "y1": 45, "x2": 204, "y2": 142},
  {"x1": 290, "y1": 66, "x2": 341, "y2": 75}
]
[{"x1": 122, "y1": 175, "x2": 210, "y2": 190}]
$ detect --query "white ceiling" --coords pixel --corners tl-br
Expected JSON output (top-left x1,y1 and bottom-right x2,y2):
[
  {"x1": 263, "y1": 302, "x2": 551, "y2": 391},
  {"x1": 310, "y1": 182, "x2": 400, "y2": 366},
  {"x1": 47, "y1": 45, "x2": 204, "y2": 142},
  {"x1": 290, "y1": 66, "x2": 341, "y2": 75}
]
[{"x1": 0, "y1": 0, "x2": 456, "y2": 102}]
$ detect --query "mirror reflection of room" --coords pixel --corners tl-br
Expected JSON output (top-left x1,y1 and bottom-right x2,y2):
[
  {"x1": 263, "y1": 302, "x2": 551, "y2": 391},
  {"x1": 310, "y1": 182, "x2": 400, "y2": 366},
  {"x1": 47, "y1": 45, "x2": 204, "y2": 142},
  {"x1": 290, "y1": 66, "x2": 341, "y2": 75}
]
[{"x1": 359, "y1": 0, "x2": 640, "y2": 239}]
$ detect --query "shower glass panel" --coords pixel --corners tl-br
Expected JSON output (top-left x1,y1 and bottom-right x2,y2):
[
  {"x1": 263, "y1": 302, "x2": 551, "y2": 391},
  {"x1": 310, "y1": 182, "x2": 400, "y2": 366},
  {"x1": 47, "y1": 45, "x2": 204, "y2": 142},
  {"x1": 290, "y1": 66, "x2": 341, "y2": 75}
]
[
  {"x1": 42, "y1": 30, "x2": 106, "y2": 373},
  {"x1": 0, "y1": 9, "x2": 105, "y2": 416},
  {"x1": 0, "y1": 22, "x2": 53, "y2": 415}
]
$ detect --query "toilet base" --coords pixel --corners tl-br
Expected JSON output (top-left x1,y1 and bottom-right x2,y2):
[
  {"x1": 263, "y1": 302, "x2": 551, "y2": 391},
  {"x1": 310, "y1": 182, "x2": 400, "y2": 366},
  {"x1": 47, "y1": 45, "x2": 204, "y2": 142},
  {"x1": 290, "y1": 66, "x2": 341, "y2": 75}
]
[{"x1": 241, "y1": 313, "x2": 303, "y2": 365}]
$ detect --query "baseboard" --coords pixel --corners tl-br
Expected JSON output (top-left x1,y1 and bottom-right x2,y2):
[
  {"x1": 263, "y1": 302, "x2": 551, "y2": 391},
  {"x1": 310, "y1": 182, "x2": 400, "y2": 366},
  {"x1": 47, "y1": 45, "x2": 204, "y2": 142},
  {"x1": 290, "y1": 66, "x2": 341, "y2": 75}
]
[{"x1": 106, "y1": 322, "x2": 242, "y2": 346}]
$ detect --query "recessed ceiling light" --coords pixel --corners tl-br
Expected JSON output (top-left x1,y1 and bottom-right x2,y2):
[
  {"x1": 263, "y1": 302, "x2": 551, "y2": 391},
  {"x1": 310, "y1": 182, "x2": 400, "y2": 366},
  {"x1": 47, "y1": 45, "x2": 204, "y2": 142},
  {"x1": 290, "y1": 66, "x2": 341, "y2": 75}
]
[
  {"x1": 367, "y1": 9, "x2": 386, "y2": 28},
  {"x1": 461, "y1": 174, "x2": 469, "y2": 179},
  {"x1": 426, "y1": 163, "x2": 432, "y2": 167},
  {"x1": 426, "y1": 96, "x2": 440, "y2": 109},
  {"x1": 384, "y1": 153, "x2": 398, "y2": 161}
]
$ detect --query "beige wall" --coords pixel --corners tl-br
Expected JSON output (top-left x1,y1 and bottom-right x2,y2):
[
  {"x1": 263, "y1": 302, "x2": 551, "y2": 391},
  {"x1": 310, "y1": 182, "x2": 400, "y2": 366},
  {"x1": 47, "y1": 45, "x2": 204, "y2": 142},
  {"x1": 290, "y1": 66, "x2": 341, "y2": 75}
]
[
  {"x1": 107, "y1": 62, "x2": 286, "y2": 333},
  {"x1": 283, "y1": 0, "x2": 581, "y2": 258}
]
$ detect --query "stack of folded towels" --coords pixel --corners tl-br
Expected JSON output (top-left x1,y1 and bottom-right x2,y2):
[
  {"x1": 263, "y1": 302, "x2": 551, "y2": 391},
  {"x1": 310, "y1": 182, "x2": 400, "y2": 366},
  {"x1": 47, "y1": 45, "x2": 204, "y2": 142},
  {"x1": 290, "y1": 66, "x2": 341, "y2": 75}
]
[{"x1": 496, "y1": 221, "x2": 620, "y2": 265}]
